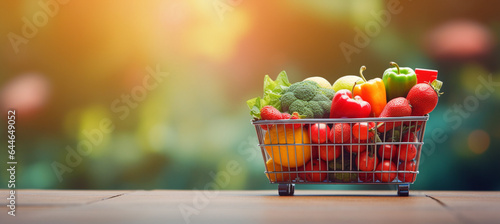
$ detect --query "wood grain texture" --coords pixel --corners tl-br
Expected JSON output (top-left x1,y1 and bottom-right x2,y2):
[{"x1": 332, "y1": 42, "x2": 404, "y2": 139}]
[{"x1": 0, "y1": 190, "x2": 499, "y2": 224}]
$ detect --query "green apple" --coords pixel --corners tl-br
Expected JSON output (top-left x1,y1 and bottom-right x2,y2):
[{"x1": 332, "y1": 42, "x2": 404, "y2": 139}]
[
  {"x1": 332, "y1": 75, "x2": 364, "y2": 92},
  {"x1": 304, "y1": 76, "x2": 332, "y2": 89}
]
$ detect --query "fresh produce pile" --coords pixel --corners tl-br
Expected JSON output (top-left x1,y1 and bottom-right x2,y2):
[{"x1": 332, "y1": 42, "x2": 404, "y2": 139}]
[{"x1": 248, "y1": 62, "x2": 442, "y2": 183}]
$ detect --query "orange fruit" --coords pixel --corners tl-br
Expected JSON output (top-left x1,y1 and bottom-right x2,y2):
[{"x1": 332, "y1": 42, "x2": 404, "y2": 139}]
[
  {"x1": 265, "y1": 159, "x2": 290, "y2": 182},
  {"x1": 264, "y1": 125, "x2": 311, "y2": 168}
]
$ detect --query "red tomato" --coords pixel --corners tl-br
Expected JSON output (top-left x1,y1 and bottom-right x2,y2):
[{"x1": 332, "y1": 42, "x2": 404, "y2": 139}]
[
  {"x1": 358, "y1": 172, "x2": 375, "y2": 182},
  {"x1": 319, "y1": 145, "x2": 342, "y2": 162},
  {"x1": 304, "y1": 159, "x2": 328, "y2": 182},
  {"x1": 297, "y1": 164, "x2": 306, "y2": 180},
  {"x1": 311, "y1": 146, "x2": 320, "y2": 160},
  {"x1": 355, "y1": 151, "x2": 378, "y2": 171},
  {"x1": 289, "y1": 166, "x2": 304, "y2": 181},
  {"x1": 310, "y1": 123, "x2": 330, "y2": 144},
  {"x1": 375, "y1": 161, "x2": 397, "y2": 182},
  {"x1": 401, "y1": 132, "x2": 417, "y2": 142},
  {"x1": 378, "y1": 144, "x2": 398, "y2": 159},
  {"x1": 398, "y1": 144, "x2": 417, "y2": 161},
  {"x1": 345, "y1": 138, "x2": 367, "y2": 154},
  {"x1": 398, "y1": 161, "x2": 417, "y2": 182},
  {"x1": 352, "y1": 122, "x2": 375, "y2": 141}
]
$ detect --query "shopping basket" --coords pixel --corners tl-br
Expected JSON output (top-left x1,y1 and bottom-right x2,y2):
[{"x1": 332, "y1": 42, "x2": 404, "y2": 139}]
[{"x1": 252, "y1": 116, "x2": 429, "y2": 196}]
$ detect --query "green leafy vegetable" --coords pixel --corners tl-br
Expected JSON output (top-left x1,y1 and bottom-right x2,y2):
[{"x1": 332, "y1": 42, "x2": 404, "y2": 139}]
[{"x1": 246, "y1": 71, "x2": 291, "y2": 119}]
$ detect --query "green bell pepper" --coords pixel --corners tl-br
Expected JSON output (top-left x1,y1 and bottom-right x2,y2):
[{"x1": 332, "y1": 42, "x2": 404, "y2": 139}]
[{"x1": 382, "y1": 62, "x2": 417, "y2": 101}]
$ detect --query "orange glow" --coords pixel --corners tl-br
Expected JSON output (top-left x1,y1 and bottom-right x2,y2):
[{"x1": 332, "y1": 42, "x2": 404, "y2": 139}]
[{"x1": 468, "y1": 130, "x2": 490, "y2": 154}]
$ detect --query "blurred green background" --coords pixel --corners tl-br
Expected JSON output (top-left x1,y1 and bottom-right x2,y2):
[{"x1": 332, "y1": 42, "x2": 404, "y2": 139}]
[{"x1": 0, "y1": 0, "x2": 499, "y2": 191}]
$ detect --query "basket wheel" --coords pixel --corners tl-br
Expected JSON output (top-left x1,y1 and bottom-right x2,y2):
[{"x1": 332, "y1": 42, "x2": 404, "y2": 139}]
[
  {"x1": 398, "y1": 184, "x2": 410, "y2": 196},
  {"x1": 278, "y1": 184, "x2": 294, "y2": 196}
]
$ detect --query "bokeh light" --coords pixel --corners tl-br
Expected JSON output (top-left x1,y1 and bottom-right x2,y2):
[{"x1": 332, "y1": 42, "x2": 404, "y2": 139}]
[
  {"x1": 468, "y1": 129, "x2": 490, "y2": 154},
  {"x1": 1, "y1": 73, "x2": 49, "y2": 116}
]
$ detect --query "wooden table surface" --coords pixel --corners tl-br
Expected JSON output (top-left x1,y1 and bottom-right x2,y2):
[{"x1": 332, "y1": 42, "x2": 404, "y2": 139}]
[{"x1": 1, "y1": 190, "x2": 499, "y2": 224}]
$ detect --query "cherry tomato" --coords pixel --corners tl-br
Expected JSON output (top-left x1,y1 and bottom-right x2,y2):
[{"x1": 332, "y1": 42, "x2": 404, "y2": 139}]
[
  {"x1": 358, "y1": 172, "x2": 375, "y2": 182},
  {"x1": 398, "y1": 144, "x2": 417, "y2": 161},
  {"x1": 310, "y1": 123, "x2": 330, "y2": 144},
  {"x1": 398, "y1": 161, "x2": 417, "y2": 182},
  {"x1": 378, "y1": 144, "x2": 398, "y2": 159},
  {"x1": 304, "y1": 159, "x2": 328, "y2": 182},
  {"x1": 375, "y1": 161, "x2": 397, "y2": 182},
  {"x1": 345, "y1": 138, "x2": 367, "y2": 154},
  {"x1": 311, "y1": 146, "x2": 320, "y2": 160},
  {"x1": 289, "y1": 166, "x2": 304, "y2": 181},
  {"x1": 401, "y1": 132, "x2": 417, "y2": 142},
  {"x1": 352, "y1": 122, "x2": 375, "y2": 140},
  {"x1": 319, "y1": 145, "x2": 342, "y2": 162},
  {"x1": 355, "y1": 150, "x2": 378, "y2": 171}
]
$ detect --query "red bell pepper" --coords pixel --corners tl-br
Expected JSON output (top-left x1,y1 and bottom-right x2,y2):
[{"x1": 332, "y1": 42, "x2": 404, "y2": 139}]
[{"x1": 330, "y1": 89, "x2": 371, "y2": 118}]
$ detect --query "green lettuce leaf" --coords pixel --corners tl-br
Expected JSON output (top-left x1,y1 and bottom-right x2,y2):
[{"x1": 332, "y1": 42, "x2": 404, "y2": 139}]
[{"x1": 246, "y1": 71, "x2": 291, "y2": 119}]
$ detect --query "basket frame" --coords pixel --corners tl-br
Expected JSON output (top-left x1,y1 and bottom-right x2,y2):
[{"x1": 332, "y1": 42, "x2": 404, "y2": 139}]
[{"x1": 252, "y1": 116, "x2": 429, "y2": 195}]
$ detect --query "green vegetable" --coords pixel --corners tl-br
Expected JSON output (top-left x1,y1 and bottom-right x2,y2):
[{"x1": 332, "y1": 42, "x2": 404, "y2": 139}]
[
  {"x1": 382, "y1": 62, "x2": 417, "y2": 101},
  {"x1": 328, "y1": 155, "x2": 358, "y2": 183},
  {"x1": 246, "y1": 71, "x2": 291, "y2": 119},
  {"x1": 281, "y1": 81, "x2": 335, "y2": 118}
]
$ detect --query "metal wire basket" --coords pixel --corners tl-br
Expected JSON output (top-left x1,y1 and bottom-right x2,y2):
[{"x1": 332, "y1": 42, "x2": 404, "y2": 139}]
[{"x1": 252, "y1": 116, "x2": 429, "y2": 196}]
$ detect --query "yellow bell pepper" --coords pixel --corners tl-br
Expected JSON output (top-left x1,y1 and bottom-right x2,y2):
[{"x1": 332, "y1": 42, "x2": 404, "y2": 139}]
[{"x1": 353, "y1": 66, "x2": 387, "y2": 117}]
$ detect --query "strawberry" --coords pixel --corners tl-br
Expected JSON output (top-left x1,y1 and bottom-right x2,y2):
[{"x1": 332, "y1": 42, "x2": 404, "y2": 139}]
[
  {"x1": 281, "y1": 112, "x2": 291, "y2": 119},
  {"x1": 261, "y1": 106, "x2": 282, "y2": 120},
  {"x1": 260, "y1": 105, "x2": 282, "y2": 130},
  {"x1": 407, "y1": 83, "x2": 439, "y2": 116},
  {"x1": 329, "y1": 123, "x2": 351, "y2": 143},
  {"x1": 377, "y1": 97, "x2": 412, "y2": 132},
  {"x1": 260, "y1": 106, "x2": 302, "y2": 131}
]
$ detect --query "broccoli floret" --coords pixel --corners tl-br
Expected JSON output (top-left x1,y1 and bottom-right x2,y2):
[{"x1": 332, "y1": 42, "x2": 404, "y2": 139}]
[
  {"x1": 289, "y1": 100, "x2": 314, "y2": 118},
  {"x1": 307, "y1": 101, "x2": 324, "y2": 118},
  {"x1": 292, "y1": 81, "x2": 318, "y2": 101},
  {"x1": 319, "y1": 87, "x2": 336, "y2": 99},
  {"x1": 311, "y1": 94, "x2": 329, "y2": 102},
  {"x1": 280, "y1": 92, "x2": 297, "y2": 112},
  {"x1": 318, "y1": 101, "x2": 331, "y2": 118},
  {"x1": 280, "y1": 80, "x2": 335, "y2": 118}
]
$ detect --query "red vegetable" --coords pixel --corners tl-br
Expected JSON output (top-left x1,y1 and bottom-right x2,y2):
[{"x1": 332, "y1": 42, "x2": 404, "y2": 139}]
[
  {"x1": 330, "y1": 89, "x2": 371, "y2": 118},
  {"x1": 352, "y1": 122, "x2": 376, "y2": 141},
  {"x1": 396, "y1": 130, "x2": 418, "y2": 161},
  {"x1": 345, "y1": 138, "x2": 367, "y2": 154},
  {"x1": 398, "y1": 161, "x2": 417, "y2": 182},
  {"x1": 375, "y1": 161, "x2": 397, "y2": 182},
  {"x1": 356, "y1": 150, "x2": 378, "y2": 171},
  {"x1": 304, "y1": 159, "x2": 328, "y2": 182},
  {"x1": 378, "y1": 144, "x2": 398, "y2": 160},
  {"x1": 359, "y1": 173, "x2": 375, "y2": 182},
  {"x1": 319, "y1": 146, "x2": 342, "y2": 162},
  {"x1": 310, "y1": 123, "x2": 330, "y2": 144},
  {"x1": 398, "y1": 144, "x2": 417, "y2": 162}
]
